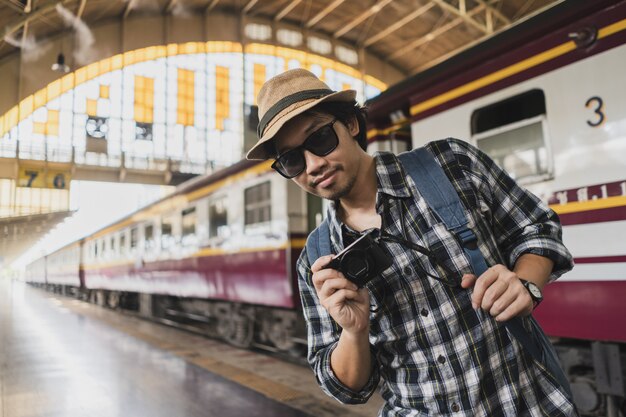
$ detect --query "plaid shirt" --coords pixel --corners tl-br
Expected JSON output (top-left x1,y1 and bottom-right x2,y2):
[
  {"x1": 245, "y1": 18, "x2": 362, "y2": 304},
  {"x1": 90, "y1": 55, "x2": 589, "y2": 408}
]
[{"x1": 297, "y1": 138, "x2": 577, "y2": 416}]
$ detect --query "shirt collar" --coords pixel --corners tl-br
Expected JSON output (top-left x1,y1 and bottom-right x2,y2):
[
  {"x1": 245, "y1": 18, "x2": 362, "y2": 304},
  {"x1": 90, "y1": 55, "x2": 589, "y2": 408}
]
[
  {"x1": 325, "y1": 151, "x2": 412, "y2": 250},
  {"x1": 372, "y1": 151, "x2": 412, "y2": 199}
]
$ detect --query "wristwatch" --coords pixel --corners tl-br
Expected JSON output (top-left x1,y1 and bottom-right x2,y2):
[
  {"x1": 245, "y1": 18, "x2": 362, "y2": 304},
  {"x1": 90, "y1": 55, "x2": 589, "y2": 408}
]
[{"x1": 519, "y1": 278, "x2": 543, "y2": 309}]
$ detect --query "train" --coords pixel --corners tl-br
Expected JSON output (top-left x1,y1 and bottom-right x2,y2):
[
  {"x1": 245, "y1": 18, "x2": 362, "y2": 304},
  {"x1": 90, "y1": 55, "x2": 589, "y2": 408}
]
[{"x1": 25, "y1": 0, "x2": 626, "y2": 415}]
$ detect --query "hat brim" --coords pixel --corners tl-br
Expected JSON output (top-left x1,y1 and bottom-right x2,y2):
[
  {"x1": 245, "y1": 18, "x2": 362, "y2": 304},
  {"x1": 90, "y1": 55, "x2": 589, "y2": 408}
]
[{"x1": 246, "y1": 89, "x2": 357, "y2": 160}]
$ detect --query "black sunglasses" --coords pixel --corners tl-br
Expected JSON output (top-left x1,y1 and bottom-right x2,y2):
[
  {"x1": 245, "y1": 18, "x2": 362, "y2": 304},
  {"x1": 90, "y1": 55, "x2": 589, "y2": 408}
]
[{"x1": 271, "y1": 119, "x2": 339, "y2": 179}]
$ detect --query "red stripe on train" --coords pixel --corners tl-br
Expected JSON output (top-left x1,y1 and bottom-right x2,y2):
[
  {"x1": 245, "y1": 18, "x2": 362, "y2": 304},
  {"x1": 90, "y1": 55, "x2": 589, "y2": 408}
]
[
  {"x1": 535, "y1": 281, "x2": 626, "y2": 343},
  {"x1": 558, "y1": 205, "x2": 626, "y2": 226},
  {"x1": 574, "y1": 255, "x2": 626, "y2": 264}
]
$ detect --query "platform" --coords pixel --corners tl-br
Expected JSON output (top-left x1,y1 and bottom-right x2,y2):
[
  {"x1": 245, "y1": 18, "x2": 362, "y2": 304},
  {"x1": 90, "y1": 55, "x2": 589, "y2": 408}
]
[{"x1": 0, "y1": 279, "x2": 383, "y2": 417}]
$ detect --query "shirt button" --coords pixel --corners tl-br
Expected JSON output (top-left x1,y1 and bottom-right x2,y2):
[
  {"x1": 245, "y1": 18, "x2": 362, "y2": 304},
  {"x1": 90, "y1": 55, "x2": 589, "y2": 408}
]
[
  {"x1": 437, "y1": 355, "x2": 446, "y2": 364},
  {"x1": 451, "y1": 402, "x2": 460, "y2": 412},
  {"x1": 403, "y1": 266, "x2": 412, "y2": 275},
  {"x1": 420, "y1": 308, "x2": 429, "y2": 317}
]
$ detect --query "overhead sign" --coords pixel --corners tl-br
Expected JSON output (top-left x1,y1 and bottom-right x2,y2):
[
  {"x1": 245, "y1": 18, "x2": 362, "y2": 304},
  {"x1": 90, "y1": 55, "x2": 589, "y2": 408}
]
[{"x1": 18, "y1": 167, "x2": 70, "y2": 189}]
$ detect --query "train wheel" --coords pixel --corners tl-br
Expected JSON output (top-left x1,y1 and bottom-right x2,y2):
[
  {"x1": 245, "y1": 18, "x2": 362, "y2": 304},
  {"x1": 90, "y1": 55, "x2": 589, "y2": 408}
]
[
  {"x1": 228, "y1": 307, "x2": 254, "y2": 348},
  {"x1": 107, "y1": 292, "x2": 120, "y2": 309},
  {"x1": 215, "y1": 303, "x2": 254, "y2": 348},
  {"x1": 266, "y1": 310, "x2": 296, "y2": 351}
]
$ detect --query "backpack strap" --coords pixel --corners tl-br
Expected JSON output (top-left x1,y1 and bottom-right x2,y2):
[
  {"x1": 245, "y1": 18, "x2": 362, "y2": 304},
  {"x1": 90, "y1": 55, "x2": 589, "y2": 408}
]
[
  {"x1": 397, "y1": 148, "x2": 485, "y2": 271},
  {"x1": 305, "y1": 218, "x2": 332, "y2": 266},
  {"x1": 397, "y1": 147, "x2": 572, "y2": 398}
]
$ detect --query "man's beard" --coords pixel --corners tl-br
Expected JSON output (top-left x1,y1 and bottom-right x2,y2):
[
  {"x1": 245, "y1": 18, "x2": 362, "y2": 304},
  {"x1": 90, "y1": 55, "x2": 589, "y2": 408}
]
[{"x1": 318, "y1": 169, "x2": 357, "y2": 201}]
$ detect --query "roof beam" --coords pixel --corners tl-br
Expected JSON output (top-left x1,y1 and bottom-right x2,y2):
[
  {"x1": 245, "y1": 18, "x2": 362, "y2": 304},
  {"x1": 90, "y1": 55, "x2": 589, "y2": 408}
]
[
  {"x1": 164, "y1": 0, "x2": 176, "y2": 13},
  {"x1": 204, "y1": 0, "x2": 219, "y2": 13},
  {"x1": 431, "y1": 0, "x2": 488, "y2": 34},
  {"x1": 389, "y1": 4, "x2": 485, "y2": 60},
  {"x1": 3, "y1": 0, "x2": 25, "y2": 14},
  {"x1": 274, "y1": 0, "x2": 302, "y2": 22},
  {"x1": 475, "y1": 0, "x2": 510, "y2": 25},
  {"x1": 305, "y1": 0, "x2": 344, "y2": 29},
  {"x1": 123, "y1": 0, "x2": 133, "y2": 19},
  {"x1": 242, "y1": 0, "x2": 258, "y2": 14},
  {"x1": 76, "y1": 0, "x2": 87, "y2": 18},
  {"x1": 363, "y1": 2, "x2": 434, "y2": 47},
  {"x1": 333, "y1": 0, "x2": 393, "y2": 39},
  {"x1": 2, "y1": 0, "x2": 72, "y2": 41}
]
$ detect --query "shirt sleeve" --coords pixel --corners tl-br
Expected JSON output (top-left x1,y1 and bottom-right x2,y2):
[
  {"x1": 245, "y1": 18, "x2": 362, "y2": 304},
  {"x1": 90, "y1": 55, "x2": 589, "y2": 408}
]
[
  {"x1": 296, "y1": 248, "x2": 380, "y2": 404},
  {"x1": 446, "y1": 138, "x2": 574, "y2": 281}
]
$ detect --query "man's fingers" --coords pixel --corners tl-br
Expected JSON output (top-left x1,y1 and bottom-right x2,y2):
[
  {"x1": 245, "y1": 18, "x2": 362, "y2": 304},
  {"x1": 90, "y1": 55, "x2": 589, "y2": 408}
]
[
  {"x1": 311, "y1": 254, "x2": 335, "y2": 273},
  {"x1": 322, "y1": 288, "x2": 359, "y2": 310},
  {"x1": 461, "y1": 274, "x2": 477, "y2": 289},
  {"x1": 495, "y1": 294, "x2": 533, "y2": 322},
  {"x1": 481, "y1": 279, "x2": 509, "y2": 311},
  {"x1": 488, "y1": 288, "x2": 517, "y2": 317},
  {"x1": 471, "y1": 267, "x2": 498, "y2": 308},
  {"x1": 319, "y1": 277, "x2": 358, "y2": 299}
]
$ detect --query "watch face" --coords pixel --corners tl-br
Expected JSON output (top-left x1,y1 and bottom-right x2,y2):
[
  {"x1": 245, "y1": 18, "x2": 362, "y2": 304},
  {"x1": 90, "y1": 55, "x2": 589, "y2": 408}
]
[{"x1": 527, "y1": 282, "x2": 542, "y2": 299}]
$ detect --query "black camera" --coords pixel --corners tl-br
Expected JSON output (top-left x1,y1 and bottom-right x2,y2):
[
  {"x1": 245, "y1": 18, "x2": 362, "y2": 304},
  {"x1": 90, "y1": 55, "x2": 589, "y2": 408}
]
[{"x1": 325, "y1": 230, "x2": 393, "y2": 288}]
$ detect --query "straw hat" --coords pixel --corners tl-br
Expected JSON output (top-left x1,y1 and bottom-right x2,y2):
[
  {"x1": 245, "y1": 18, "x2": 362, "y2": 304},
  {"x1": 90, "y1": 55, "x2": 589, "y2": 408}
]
[{"x1": 246, "y1": 68, "x2": 356, "y2": 160}]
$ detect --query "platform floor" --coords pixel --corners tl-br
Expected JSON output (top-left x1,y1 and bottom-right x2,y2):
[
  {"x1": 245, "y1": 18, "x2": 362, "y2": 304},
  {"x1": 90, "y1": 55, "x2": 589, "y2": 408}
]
[{"x1": 0, "y1": 279, "x2": 383, "y2": 417}]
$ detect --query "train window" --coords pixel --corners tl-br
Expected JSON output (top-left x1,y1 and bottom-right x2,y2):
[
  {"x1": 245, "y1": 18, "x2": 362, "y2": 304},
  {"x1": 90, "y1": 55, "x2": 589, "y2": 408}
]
[
  {"x1": 161, "y1": 216, "x2": 174, "y2": 248},
  {"x1": 471, "y1": 89, "x2": 551, "y2": 183},
  {"x1": 130, "y1": 227, "x2": 138, "y2": 249},
  {"x1": 120, "y1": 232, "x2": 127, "y2": 254},
  {"x1": 99, "y1": 240, "x2": 105, "y2": 258},
  {"x1": 208, "y1": 197, "x2": 228, "y2": 239},
  {"x1": 110, "y1": 236, "x2": 116, "y2": 254},
  {"x1": 144, "y1": 223, "x2": 154, "y2": 250},
  {"x1": 244, "y1": 181, "x2": 271, "y2": 226},
  {"x1": 181, "y1": 207, "x2": 196, "y2": 245}
]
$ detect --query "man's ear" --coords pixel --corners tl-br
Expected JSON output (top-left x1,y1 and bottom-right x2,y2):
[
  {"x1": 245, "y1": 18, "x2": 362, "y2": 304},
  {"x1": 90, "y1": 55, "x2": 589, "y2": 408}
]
[{"x1": 345, "y1": 114, "x2": 359, "y2": 137}]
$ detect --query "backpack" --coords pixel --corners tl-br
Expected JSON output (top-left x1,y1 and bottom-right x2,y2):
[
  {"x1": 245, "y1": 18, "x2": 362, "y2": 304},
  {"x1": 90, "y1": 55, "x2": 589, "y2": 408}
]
[{"x1": 305, "y1": 146, "x2": 573, "y2": 399}]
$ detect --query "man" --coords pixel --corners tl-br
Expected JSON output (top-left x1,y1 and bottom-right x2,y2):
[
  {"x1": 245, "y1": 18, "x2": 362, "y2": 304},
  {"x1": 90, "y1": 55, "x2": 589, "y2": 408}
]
[{"x1": 246, "y1": 68, "x2": 577, "y2": 416}]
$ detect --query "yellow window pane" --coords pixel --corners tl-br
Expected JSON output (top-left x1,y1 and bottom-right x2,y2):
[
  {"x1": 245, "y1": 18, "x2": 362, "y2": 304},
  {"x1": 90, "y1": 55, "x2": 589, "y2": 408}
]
[
  {"x1": 86, "y1": 99, "x2": 98, "y2": 116},
  {"x1": 47, "y1": 80, "x2": 62, "y2": 100},
  {"x1": 111, "y1": 54, "x2": 123, "y2": 70},
  {"x1": 48, "y1": 110, "x2": 59, "y2": 123},
  {"x1": 33, "y1": 122, "x2": 46, "y2": 135},
  {"x1": 86, "y1": 63, "x2": 99, "y2": 80},
  {"x1": 34, "y1": 89, "x2": 48, "y2": 108},
  {"x1": 135, "y1": 107, "x2": 144, "y2": 122},
  {"x1": 47, "y1": 122, "x2": 59, "y2": 136},
  {"x1": 145, "y1": 93, "x2": 154, "y2": 107},
  {"x1": 100, "y1": 58, "x2": 111, "y2": 74},
  {"x1": 146, "y1": 78, "x2": 154, "y2": 90},
  {"x1": 146, "y1": 109, "x2": 153, "y2": 123},
  {"x1": 135, "y1": 76, "x2": 145, "y2": 89},
  {"x1": 7, "y1": 107, "x2": 18, "y2": 127},
  {"x1": 100, "y1": 85, "x2": 110, "y2": 99},
  {"x1": 19, "y1": 95, "x2": 34, "y2": 119},
  {"x1": 75, "y1": 67, "x2": 87, "y2": 85}
]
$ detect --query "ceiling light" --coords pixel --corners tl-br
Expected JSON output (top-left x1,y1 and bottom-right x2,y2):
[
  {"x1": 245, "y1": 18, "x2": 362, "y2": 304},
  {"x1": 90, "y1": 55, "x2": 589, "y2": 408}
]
[{"x1": 51, "y1": 53, "x2": 70, "y2": 73}]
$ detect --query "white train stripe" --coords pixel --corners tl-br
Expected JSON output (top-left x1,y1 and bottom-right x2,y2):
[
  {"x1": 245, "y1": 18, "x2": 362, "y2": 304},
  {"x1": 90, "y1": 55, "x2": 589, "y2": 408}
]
[
  {"x1": 558, "y1": 262, "x2": 626, "y2": 282},
  {"x1": 562, "y1": 220, "x2": 626, "y2": 258}
]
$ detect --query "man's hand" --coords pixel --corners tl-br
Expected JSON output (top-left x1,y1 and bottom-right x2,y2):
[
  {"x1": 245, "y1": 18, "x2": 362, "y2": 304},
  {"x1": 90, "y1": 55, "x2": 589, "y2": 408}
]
[
  {"x1": 461, "y1": 264, "x2": 534, "y2": 322},
  {"x1": 311, "y1": 255, "x2": 370, "y2": 334}
]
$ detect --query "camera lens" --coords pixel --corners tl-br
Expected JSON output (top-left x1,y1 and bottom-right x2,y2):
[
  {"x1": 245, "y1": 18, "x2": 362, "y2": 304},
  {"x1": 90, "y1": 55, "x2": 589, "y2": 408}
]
[{"x1": 341, "y1": 250, "x2": 369, "y2": 280}]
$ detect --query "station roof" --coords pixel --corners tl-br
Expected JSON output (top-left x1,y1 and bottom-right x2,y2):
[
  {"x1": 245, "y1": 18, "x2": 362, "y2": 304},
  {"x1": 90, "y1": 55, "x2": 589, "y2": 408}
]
[
  {"x1": 0, "y1": 210, "x2": 73, "y2": 266},
  {"x1": 1, "y1": 0, "x2": 560, "y2": 77}
]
